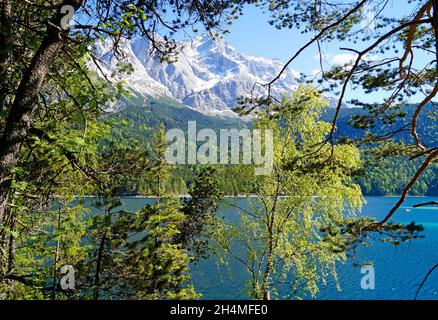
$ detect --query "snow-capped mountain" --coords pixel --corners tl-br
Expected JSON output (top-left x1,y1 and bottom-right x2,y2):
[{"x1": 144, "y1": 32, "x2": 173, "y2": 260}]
[{"x1": 94, "y1": 35, "x2": 300, "y2": 116}]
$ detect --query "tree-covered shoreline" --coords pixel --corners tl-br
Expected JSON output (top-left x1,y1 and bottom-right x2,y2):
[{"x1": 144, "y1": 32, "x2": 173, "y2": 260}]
[{"x1": 104, "y1": 98, "x2": 438, "y2": 197}]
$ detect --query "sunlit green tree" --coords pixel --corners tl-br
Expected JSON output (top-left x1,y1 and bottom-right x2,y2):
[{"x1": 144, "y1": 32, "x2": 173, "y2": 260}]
[{"x1": 216, "y1": 86, "x2": 363, "y2": 299}]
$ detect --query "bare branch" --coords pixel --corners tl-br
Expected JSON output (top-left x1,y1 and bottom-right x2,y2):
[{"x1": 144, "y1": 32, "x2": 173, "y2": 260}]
[
  {"x1": 365, "y1": 149, "x2": 438, "y2": 230},
  {"x1": 415, "y1": 263, "x2": 438, "y2": 300},
  {"x1": 413, "y1": 201, "x2": 438, "y2": 208}
]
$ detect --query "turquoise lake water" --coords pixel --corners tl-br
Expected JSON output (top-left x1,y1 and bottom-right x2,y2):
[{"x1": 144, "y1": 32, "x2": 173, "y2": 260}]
[{"x1": 115, "y1": 196, "x2": 438, "y2": 300}]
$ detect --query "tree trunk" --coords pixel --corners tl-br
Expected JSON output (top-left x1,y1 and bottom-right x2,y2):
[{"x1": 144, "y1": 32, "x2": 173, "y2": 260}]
[
  {"x1": 432, "y1": 0, "x2": 438, "y2": 91},
  {"x1": 260, "y1": 212, "x2": 275, "y2": 300},
  {"x1": 0, "y1": 0, "x2": 84, "y2": 226},
  {"x1": 0, "y1": 202, "x2": 8, "y2": 275},
  {"x1": 0, "y1": 0, "x2": 12, "y2": 110},
  {"x1": 433, "y1": 0, "x2": 438, "y2": 65},
  {"x1": 7, "y1": 205, "x2": 15, "y2": 273},
  {"x1": 0, "y1": 191, "x2": 8, "y2": 239},
  {"x1": 93, "y1": 231, "x2": 107, "y2": 300},
  {"x1": 52, "y1": 207, "x2": 62, "y2": 300},
  {"x1": 260, "y1": 181, "x2": 280, "y2": 300},
  {"x1": 261, "y1": 239, "x2": 273, "y2": 301}
]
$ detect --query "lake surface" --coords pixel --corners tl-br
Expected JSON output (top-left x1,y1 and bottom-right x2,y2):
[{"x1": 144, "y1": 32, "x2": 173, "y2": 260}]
[{"x1": 115, "y1": 196, "x2": 438, "y2": 300}]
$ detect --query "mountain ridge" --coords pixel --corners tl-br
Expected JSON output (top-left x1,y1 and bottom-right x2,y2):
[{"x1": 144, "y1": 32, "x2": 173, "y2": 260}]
[{"x1": 94, "y1": 35, "x2": 300, "y2": 115}]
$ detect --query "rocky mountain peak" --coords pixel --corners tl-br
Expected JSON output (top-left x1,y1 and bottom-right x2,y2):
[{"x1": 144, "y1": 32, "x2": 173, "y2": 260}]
[{"x1": 96, "y1": 35, "x2": 300, "y2": 116}]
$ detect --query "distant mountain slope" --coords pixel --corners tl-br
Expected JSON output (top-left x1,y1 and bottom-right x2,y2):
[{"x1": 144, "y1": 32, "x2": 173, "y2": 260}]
[
  {"x1": 95, "y1": 35, "x2": 299, "y2": 115},
  {"x1": 323, "y1": 103, "x2": 437, "y2": 146},
  {"x1": 109, "y1": 98, "x2": 437, "y2": 196},
  {"x1": 113, "y1": 95, "x2": 436, "y2": 147},
  {"x1": 108, "y1": 94, "x2": 248, "y2": 143}
]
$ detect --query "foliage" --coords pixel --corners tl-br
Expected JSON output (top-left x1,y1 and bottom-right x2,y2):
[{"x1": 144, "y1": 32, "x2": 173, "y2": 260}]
[
  {"x1": 214, "y1": 86, "x2": 364, "y2": 300},
  {"x1": 109, "y1": 96, "x2": 438, "y2": 197},
  {"x1": 177, "y1": 166, "x2": 223, "y2": 261},
  {"x1": 1, "y1": 0, "x2": 436, "y2": 301},
  {"x1": 0, "y1": 119, "x2": 200, "y2": 300}
]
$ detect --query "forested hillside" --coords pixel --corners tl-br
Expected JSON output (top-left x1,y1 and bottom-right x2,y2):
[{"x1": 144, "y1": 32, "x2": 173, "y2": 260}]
[
  {"x1": 324, "y1": 103, "x2": 438, "y2": 196},
  {"x1": 108, "y1": 98, "x2": 438, "y2": 196}
]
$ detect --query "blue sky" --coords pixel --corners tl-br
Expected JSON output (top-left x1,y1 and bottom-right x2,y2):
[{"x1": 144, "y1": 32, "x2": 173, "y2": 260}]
[
  {"x1": 221, "y1": 2, "x2": 434, "y2": 105},
  {"x1": 224, "y1": 5, "x2": 323, "y2": 71}
]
